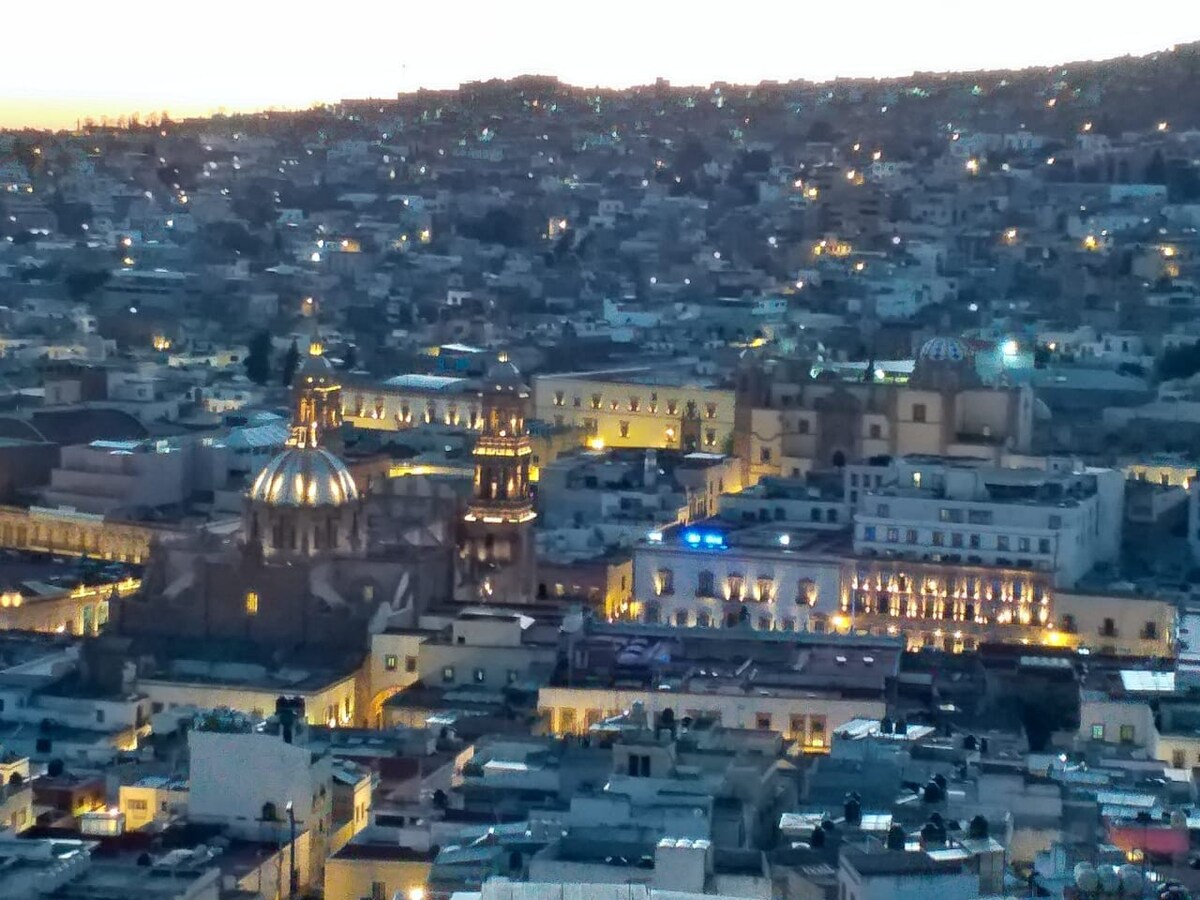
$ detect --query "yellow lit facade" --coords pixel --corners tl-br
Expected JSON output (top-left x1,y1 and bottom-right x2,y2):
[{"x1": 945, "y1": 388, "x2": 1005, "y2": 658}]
[
  {"x1": 537, "y1": 684, "x2": 877, "y2": 754},
  {"x1": 342, "y1": 382, "x2": 479, "y2": 432},
  {"x1": 534, "y1": 373, "x2": 735, "y2": 452},
  {"x1": 837, "y1": 560, "x2": 1059, "y2": 653}
]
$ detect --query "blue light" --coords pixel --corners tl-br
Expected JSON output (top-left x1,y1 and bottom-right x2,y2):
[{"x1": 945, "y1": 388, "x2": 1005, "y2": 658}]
[
  {"x1": 683, "y1": 531, "x2": 702, "y2": 546},
  {"x1": 702, "y1": 533, "x2": 725, "y2": 548}
]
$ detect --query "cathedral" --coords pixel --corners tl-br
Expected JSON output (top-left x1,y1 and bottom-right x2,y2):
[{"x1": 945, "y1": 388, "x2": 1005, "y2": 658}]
[{"x1": 112, "y1": 342, "x2": 468, "y2": 664}]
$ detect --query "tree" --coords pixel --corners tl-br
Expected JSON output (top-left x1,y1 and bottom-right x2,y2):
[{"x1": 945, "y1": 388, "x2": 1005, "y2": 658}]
[
  {"x1": 1157, "y1": 340, "x2": 1200, "y2": 382},
  {"x1": 245, "y1": 330, "x2": 272, "y2": 385},
  {"x1": 281, "y1": 340, "x2": 300, "y2": 387},
  {"x1": 65, "y1": 268, "x2": 110, "y2": 301},
  {"x1": 1145, "y1": 149, "x2": 1168, "y2": 185}
]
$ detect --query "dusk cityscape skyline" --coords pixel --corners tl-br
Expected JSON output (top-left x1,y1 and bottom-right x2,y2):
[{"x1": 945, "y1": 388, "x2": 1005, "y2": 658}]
[
  {"x1": 3, "y1": 1, "x2": 1199, "y2": 129},
  {"x1": 6, "y1": 11, "x2": 1200, "y2": 899}
]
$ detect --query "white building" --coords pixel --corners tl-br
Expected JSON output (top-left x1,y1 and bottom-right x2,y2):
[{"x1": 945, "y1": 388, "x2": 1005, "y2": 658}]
[
  {"x1": 187, "y1": 703, "x2": 331, "y2": 890},
  {"x1": 633, "y1": 524, "x2": 842, "y2": 631},
  {"x1": 852, "y1": 456, "x2": 1124, "y2": 587}
]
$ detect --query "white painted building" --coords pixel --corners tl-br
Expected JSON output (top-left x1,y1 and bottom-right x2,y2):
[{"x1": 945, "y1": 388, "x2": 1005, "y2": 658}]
[
  {"x1": 187, "y1": 705, "x2": 331, "y2": 889},
  {"x1": 852, "y1": 456, "x2": 1124, "y2": 588},
  {"x1": 633, "y1": 525, "x2": 842, "y2": 631}
]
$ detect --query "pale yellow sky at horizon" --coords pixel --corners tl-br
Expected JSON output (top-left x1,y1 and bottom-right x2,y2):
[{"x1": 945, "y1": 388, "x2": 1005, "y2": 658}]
[{"x1": 3, "y1": 1, "x2": 1198, "y2": 130}]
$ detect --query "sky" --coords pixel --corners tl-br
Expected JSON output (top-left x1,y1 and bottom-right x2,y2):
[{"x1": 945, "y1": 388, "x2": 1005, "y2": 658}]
[{"x1": 3, "y1": 1, "x2": 1199, "y2": 131}]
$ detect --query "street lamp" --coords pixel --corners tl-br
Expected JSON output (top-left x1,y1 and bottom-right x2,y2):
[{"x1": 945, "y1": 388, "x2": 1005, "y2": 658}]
[{"x1": 285, "y1": 801, "x2": 297, "y2": 898}]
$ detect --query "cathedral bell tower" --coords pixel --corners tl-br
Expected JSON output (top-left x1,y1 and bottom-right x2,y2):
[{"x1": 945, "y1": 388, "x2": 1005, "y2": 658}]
[
  {"x1": 459, "y1": 354, "x2": 536, "y2": 602},
  {"x1": 244, "y1": 340, "x2": 363, "y2": 561}
]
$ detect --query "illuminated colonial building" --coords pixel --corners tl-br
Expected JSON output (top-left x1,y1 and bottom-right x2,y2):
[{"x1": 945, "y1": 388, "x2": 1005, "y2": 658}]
[
  {"x1": 533, "y1": 368, "x2": 736, "y2": 453},
  {"x1": 735, "y1": 339, "x2": 1034, "y2": 485},
  {"x1": 341, "y1": 373, "x2": 479, "y2": 433},
  {"x1": 851, "y1": 455, "x2": 1124, "y2": 588},
  {"x1": 114, "y1": 343, "x2": 454, "y2": 668},
  {"x1": 457, "y1": 357, "x2": 537, "y2": 604}
]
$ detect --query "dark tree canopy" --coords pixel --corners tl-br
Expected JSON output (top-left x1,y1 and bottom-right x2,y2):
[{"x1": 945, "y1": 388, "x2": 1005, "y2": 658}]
[
  {"x1": 281, "y1": 340, "x2": 300, "y2": 387},
  {"x1": 245, "y1": 330, "x2": 272, "y2": 385}
]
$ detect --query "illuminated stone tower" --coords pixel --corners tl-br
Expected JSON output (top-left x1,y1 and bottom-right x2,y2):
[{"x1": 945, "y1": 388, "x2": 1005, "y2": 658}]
[
  {"x1": 460, "y1": 355, "x2": 536, "y2": 602},
  {"x1": 244, "y1": 340, "x2": 363, "y2": 560},
  {"x1": 293, "y1": 337, "x2": 344, "y2": 453}
]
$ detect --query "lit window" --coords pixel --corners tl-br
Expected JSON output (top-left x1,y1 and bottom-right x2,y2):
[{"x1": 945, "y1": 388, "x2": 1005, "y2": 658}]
[
  {"x1": 1091, "y1": 724, "x2": 1104, "y2": 741},
  {"x1": 384, "y1": 655, "x2": 398, "y2": 671},
  {"x1": 245, "y1": 591, "x2": 259, "y2": 615}
]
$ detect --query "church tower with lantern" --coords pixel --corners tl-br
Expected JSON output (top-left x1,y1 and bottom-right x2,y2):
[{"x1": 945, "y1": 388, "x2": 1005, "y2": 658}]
[
  {"x1": 244, "y1": 340, "x2": 363, "y2": 560},
  {"x1": 458, "y1": 354, "x2": 536, "y2": 603}
]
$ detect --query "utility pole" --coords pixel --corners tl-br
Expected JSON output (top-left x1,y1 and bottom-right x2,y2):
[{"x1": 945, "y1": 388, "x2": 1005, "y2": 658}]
[{"x1": 286, "y1": 800, "x2": 298, "y2": 898}]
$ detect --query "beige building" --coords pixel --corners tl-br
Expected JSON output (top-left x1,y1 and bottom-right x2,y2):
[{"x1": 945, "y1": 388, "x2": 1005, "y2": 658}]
[
  {"x1": 139, "y1": 668, "x2": 362, "y2": 728},
  {"x1": 342, "y1": 373, "x2": 479, "y2": 432},
  {"x1": 539, "y1": 683, "x2": 882, "y2": 753},
  {"x1": 534, "y1": 369, "x2": 737, "y2": 453},
  {"x1": 324, "y1": 842, "x2": 431, "y2": 900},
  {"x1": 736, "y1": 341, "x2": 1033, "y2": 485},
  {"x1": 118, "y1": 776, "x2": 188, "y2": 831}
]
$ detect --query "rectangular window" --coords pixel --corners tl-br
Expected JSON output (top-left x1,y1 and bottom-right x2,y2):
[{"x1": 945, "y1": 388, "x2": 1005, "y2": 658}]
[
  {"x1": 808, "y1": 715, "x2": 827, "y2": 748},
  {"x1": 759, "y1": 447, "x2": 772, "y2": 463},
  {"x1": 798, "y1": 418, "x2": 811, "y2": 434},
  {"x1": 969, "y1": 533, "x2": 981, "y2": 549},
  {"x1": 951, "y1": 532, "x2": 964, "y2": 548},
  {"x1": 912, "y1": 403, "x2": 927, "y2": 423},
  {"x1": 384, "y1": 655, "x2": 398, "y2": 671},
  {"x1": 886, "y1": 527, "x2": 899, "y2": 543},
  {"x1": 863, "y1": 525, "x2": 876, "y2": 541},
  {"x1": 473, "y1": 668, "x2": 486, "y2": 684},
  {"x1": 619, "y1": 421, "x2": 630, "y2": 438},
  {"x1": 1091, "y1": 724, "x2": 1104, "y2": 741},
  {"x1": 756, "y1": 713, "x2": 772, "y2": 730},
  {"x1": 877, "y1": 503, "x2": 890, "y2": 517},
  {"x1": 967, "y1": 510, "x2": 993, "y2": 525},
  {"x1": 1119, "y1": 724, "x2": 1135, "y2": 743},
  {"x1": 656, "y1": 569, "x2": 675, "y2": 596},
  {"x1": 905, "y1": 529, "x2": 917, "y2": 544},
  {"x1": 442, "y1": 666, "x2": 455, "y2": 683},
  {"x1": 245, "y1": 591, "x2": 259, "y2": 615},
  {"x1": 1038, "y1": 538, "x2": 1051, "y2": 554},
  {"x1": 997, "y1": 535, "x2": 1009, "y2": 551},
  {"x1": 405, "y1": 656, "x2": 417, "y2": 672},
  {"x1": 869, "y1": 423, "x2": 882, "y2": 439},
  {"x1": 127, "y1": 799, "x2": 148, "y2": 812},
  {"x1": 932, "y1": 531, "x2": 944, "y2": 547},
  {"x1": 728, "y1": 575, "x2": 745, "y2": 602},
  {"x1": 1018, "y1": 537, "x2": 1031, "y2": 552}
]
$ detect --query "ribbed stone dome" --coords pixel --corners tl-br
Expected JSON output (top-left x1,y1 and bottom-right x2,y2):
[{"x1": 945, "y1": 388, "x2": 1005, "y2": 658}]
[
  {"x1": 918, "y1": 336, "x2": 971, "y2": 363},
  {"x1": 249, "y1": 446, "x2": 358, "y2": 507}
]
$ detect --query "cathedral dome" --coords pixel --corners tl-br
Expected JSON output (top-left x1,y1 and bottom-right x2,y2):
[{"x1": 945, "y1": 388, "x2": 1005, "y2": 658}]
[
  {"x1": 249, "y1": 446, "x2": 359, "y2": 507},
  {"x1": 918, "y1": 336, "x2": 972, "y2": 363}
]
